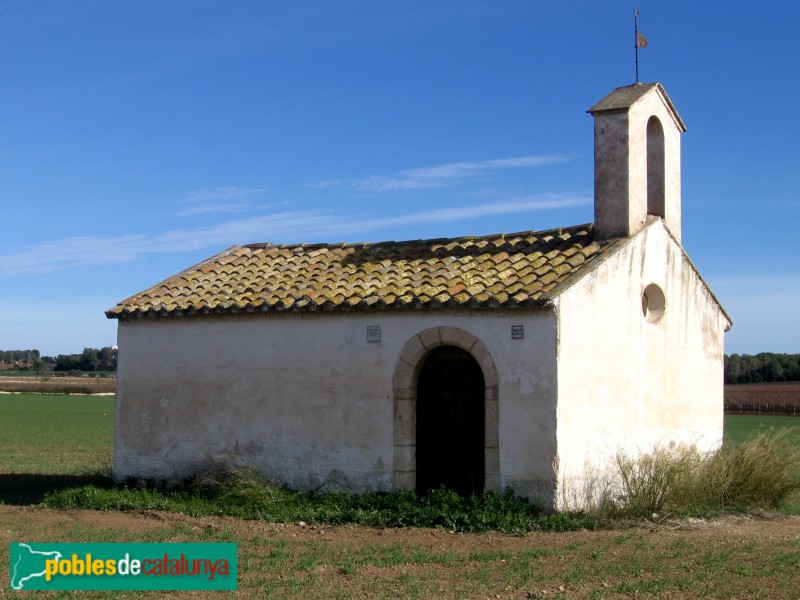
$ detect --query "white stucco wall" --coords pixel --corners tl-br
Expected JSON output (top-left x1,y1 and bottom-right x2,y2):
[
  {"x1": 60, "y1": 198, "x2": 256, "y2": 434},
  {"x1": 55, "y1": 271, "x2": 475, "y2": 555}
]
[
  {"x1": 113, "y1": 309, "x2": 559, "y2": 500},
  {"x1": 552, "y1": 220, "x2": 730, "y2": 508}
]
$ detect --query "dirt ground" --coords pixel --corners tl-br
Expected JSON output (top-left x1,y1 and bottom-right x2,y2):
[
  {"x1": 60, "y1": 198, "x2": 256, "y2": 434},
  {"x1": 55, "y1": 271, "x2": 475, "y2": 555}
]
[
  {"x1": 1, "y1": 506, "x2": 799, "y2": 598},
  {"x1": 725, "y1": 382, "x2": 800, "y2": 414}
]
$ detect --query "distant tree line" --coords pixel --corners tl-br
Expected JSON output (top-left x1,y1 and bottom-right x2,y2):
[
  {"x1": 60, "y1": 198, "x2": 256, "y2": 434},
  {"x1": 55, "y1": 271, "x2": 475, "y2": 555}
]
[
  {"x1": 725, "y1": 353, "x2": 800, "y2": 384},
  {"x1": 0, "y1": 349, "x2": 40, "y2": 364},
  {"x1": 0, "y1": 347, "x2": 117, "y2": 373},
  {"x1": 53, "y1": 347, "x2": 118, "y2": 372}
]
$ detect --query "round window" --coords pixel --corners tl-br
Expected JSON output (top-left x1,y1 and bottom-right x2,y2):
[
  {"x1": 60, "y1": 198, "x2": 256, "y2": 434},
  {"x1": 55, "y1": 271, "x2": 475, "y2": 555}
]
[{"x1": 642, "y1": 284, "x2": 665, "y2": 324}]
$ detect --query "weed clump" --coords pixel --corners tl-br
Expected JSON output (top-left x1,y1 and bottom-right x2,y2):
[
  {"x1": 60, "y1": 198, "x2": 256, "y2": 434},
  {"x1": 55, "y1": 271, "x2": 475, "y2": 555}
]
[
  {"x1": 593, "y1": 430, "x2": 800, "y2": 518},
  {"x1": 695, "y1": 429, "x2": 800, "y2": 510},
  {"x1": 43, "y1": 466, "x2": 601, "y2": 533}
]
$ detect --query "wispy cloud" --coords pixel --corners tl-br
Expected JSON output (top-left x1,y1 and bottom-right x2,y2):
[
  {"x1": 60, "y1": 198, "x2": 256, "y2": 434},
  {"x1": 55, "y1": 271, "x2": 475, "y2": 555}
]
[
  {"x1": 309, "y1": 155, "x2": 569, "y2": 192},
  {"x1": 176, "y1": 186, "x2": 268, "y2": 216},
  {"x1": 348, "y1": 194, "x2": 587, "y2": 230},
  {"x1": 0, "y1": 193, "x2": 588, "y2": 276}
]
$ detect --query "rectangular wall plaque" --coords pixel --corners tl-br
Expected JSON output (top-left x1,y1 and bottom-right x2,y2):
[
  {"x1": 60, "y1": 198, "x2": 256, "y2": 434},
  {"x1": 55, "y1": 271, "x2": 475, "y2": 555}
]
[
  {"x1": 511, "y1": 325, "x2": 524, "y2": 340},
  {"x1": 367, "y1": 325, "x2": 381, "y2": 343}
]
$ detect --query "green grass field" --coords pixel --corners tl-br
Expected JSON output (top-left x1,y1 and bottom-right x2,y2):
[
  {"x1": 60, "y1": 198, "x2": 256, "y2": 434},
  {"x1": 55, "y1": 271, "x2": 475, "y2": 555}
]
[
  {"x1": 0, "y1": 393, "x2": 114, "y2": 474},
  {"x1": 724, "y1": 414, "x2": 800, "y2": 445},
  {"x1": 0, "y1": 393, "x2": 797, "y2": 476}
]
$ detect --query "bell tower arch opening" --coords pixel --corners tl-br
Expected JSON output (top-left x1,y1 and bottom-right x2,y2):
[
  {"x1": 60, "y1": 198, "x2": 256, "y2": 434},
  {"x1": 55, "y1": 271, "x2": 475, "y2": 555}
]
[{"x1": 646, "y1": 115, "x2": 666, "y2": 218}]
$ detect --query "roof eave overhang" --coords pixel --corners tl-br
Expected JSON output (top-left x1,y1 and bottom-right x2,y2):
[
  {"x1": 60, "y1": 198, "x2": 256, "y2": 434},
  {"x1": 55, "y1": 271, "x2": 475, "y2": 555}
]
[{"x1": 107, "y1": 296, "x2": 557, "y2": 321}]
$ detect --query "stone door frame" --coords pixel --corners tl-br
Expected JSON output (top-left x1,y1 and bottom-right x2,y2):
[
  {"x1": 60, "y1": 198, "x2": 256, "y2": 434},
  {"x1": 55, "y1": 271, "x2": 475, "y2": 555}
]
[{"x1": 392, "y1": 326, "x2": 500, "y2": 492}]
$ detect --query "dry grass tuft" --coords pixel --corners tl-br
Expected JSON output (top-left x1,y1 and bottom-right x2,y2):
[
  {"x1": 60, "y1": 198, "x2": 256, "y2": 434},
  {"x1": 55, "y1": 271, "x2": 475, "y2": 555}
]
[{"x1": 589, "y1": 430, "x2": 800, "y2": 518}]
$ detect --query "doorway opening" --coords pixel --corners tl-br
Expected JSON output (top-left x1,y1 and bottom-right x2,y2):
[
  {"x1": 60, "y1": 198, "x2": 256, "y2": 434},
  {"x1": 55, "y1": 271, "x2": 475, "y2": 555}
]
[{"x1": 416, "y1": 345, "x2": 485, "y2": 495}]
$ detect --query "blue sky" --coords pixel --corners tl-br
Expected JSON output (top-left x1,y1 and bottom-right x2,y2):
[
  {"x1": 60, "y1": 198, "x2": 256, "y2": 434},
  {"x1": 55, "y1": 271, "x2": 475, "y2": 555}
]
[{"x1": 1, "y1": 1, "x2": 797, "y2": 357}]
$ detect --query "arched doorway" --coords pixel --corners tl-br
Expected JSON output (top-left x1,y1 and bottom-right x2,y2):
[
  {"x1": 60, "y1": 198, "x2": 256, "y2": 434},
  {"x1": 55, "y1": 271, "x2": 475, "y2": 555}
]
[{"x1": 416, "y1": 345, "x2": 485, "y2": 495}]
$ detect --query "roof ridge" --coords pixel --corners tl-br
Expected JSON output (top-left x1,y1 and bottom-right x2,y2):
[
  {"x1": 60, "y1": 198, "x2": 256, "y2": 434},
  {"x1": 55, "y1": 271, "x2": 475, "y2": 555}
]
[{"x1": 243, "y1": 222, "x2": 595, "y2": 252}]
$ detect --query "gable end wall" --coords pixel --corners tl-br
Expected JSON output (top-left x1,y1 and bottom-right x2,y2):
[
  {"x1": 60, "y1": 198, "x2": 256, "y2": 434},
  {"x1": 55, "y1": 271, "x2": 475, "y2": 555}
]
[{"x1": 552, "y1": 221, "x2": 728, "y2": 508}]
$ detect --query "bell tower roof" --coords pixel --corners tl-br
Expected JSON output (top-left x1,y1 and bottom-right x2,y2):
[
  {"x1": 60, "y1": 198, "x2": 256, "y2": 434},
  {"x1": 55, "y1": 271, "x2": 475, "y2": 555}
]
[{"x1": 588, "y1": 83, "x2": 686, "y2": 131}]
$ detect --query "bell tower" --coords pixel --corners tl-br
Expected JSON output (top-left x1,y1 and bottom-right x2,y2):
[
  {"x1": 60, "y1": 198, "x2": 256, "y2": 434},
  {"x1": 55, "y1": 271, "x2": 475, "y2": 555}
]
[{"x1": 587, "y1": 83, "x2": 686, "y2": 242}]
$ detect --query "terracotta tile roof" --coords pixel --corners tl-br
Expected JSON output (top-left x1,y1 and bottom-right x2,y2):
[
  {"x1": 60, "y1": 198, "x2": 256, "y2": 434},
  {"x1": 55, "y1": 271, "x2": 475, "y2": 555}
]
[
  {"x1": 587, "y1": 82, "x2": 659, "y2": 113},
  {"x1": 106, "y1": 223, "x2": 612, "y2": 319}
]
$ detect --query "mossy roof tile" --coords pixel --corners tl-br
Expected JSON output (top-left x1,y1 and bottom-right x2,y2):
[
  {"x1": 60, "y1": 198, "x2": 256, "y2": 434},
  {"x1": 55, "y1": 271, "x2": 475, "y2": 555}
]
[{"x1": 107, "y1": 223, "x2": 611, "y2": 318}]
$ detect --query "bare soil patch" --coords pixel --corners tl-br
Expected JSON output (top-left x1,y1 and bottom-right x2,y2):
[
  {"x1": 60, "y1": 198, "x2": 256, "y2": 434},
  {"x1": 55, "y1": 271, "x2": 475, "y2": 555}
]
[
  {"x1": 0, "y1": 376, "x2": 115, "y2": 394},
  {"x1": 1, "y1": 506, "x2": 798, "y2": 598},
  {"x1": 725, "y1": 381, "x2": 800, "y2": 415}
]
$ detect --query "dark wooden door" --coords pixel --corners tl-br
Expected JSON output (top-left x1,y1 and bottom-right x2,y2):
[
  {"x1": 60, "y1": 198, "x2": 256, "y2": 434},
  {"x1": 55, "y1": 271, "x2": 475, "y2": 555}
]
[{"x1": 416, "y1": 346, "x2": 485, "y2": 496}]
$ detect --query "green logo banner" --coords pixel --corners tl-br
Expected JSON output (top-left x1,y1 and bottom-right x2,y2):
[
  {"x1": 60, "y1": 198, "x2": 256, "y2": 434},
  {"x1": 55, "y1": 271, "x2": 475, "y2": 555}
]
[{"x1": 9, "y1": 543, "x2": 237, "y2": 591}]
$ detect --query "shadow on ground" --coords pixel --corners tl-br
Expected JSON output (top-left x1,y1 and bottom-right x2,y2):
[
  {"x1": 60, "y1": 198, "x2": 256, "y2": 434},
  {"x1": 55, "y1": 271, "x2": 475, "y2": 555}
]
[{"x1": 0, "y1": 473, "x2": 110, "y2": 505}]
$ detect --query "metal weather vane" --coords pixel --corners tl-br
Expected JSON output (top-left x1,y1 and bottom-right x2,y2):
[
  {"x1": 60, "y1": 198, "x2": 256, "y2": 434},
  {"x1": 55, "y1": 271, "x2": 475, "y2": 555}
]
[{"x1": 634, "y1": 8, "x2": 648, "y2": 83}]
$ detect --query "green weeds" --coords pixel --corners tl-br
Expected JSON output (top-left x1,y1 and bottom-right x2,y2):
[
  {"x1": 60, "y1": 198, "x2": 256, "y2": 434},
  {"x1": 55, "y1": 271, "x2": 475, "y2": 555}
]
[
  {"x1": 40, "y1": 429, "x2": 800, "y2": 528},
  {"x1": 43, "y1": 474, "x2": 604, "y2": 533},
  {"x1": 5, "y1": 395, "x2": 799, "y2": 528}
]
